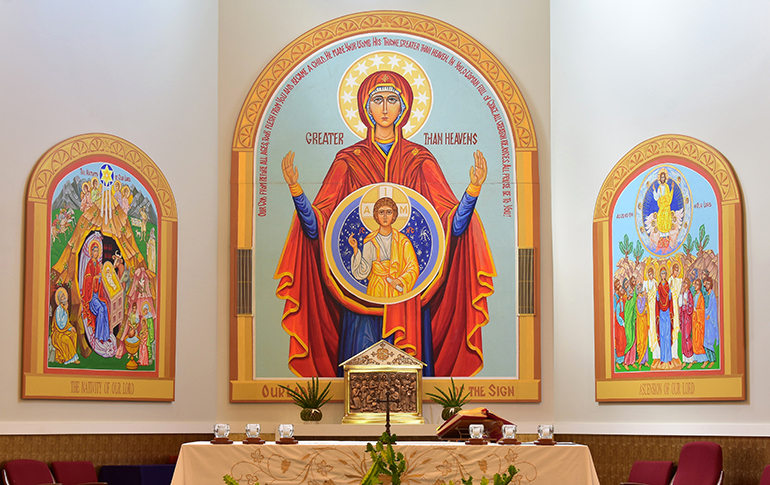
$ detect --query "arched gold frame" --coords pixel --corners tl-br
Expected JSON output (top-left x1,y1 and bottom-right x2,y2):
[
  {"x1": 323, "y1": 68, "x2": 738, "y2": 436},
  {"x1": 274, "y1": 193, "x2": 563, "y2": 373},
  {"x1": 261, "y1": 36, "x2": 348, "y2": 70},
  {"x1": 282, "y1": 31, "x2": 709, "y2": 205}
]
[
  {"x1": 231, "y1": 11, "x2": 540, "y2": 403},
  {"x1": 23, "y1": 133, "x2": 177, "y2": 401},
  {"x1": 593, "y1": 134, "x2": 745, "y2": 402}
]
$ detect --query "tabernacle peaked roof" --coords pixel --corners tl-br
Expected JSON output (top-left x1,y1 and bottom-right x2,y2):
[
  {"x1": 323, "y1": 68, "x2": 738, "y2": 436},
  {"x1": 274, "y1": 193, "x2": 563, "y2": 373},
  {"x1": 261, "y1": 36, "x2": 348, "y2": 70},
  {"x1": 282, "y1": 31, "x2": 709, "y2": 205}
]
[{"x1": 339, "y1": 340, "x2": 425, "y2": 368}]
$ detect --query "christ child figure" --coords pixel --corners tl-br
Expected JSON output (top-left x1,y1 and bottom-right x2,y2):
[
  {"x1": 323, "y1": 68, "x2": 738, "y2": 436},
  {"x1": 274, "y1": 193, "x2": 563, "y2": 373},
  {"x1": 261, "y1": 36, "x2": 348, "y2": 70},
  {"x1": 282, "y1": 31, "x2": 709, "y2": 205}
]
[{"x1": 349, "y1": 196, "x2": 419, "y2": 298}]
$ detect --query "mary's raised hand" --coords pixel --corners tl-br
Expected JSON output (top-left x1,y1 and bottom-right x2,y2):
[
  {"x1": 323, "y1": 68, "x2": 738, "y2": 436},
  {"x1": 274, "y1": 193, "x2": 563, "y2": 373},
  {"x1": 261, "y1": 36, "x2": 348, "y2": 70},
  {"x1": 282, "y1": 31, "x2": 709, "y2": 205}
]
[
  {"x1": 281, "y1": 151, "x2": 299, "y2": 185},
  {"x1": 469, "y1": 150, "x2": 488, "y2": 187}
]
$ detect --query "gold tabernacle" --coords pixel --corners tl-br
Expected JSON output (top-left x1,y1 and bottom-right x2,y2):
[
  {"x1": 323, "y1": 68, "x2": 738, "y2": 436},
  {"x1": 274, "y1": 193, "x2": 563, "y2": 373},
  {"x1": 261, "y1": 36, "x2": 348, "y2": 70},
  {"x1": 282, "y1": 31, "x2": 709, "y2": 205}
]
[{"x1": 340, "y1": 340, "x2": 425, "y2": 425}]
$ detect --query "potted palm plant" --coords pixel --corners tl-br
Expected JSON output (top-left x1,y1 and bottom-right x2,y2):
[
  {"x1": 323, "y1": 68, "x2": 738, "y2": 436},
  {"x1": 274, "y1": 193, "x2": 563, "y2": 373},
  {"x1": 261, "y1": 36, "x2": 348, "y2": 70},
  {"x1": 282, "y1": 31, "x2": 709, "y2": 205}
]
[
  {"x1": 426, "y1": 377, "x2": 471, "y2": 420},
  {"x1": 278, "y1": 376, "x2": 332, "y2": 422}
]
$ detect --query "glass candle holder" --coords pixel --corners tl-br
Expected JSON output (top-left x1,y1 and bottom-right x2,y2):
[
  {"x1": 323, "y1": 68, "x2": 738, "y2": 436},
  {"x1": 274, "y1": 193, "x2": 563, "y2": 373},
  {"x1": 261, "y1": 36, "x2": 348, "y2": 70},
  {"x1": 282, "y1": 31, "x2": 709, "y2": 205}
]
[
  {"x1": 245, "y1": 423, "x2": 261, "y2": 439},
  {"x1": 278, "y1": 423, "x2": 294, "y2": 439},
  {"x1": 213, "y1": 423, "x2": 230, "y2": 439},
  {"x1": 537, "y1": 424, "x2": 554, "y2": 441},
  {"x1": 502, "y1": 424, "x2": 517, "y2": 440},
  {"x1": 468, "y1": 424, "x2": 484, "y2": 440}
]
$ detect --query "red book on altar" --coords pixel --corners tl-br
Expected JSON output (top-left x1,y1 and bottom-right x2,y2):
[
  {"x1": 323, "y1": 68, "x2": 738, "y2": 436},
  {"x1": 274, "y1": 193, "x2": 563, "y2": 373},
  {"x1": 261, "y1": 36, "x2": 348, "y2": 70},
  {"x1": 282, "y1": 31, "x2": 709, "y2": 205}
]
[{"x1": 436, "y1": 407, "x2": 512, "y2": 441}]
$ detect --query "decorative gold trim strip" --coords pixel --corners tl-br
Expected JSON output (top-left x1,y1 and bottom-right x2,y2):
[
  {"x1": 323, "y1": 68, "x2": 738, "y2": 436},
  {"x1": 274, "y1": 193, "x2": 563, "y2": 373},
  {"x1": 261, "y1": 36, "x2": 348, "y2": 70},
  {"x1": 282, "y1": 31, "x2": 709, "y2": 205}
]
[
  {"x1": 27, "y1": 133, "x2": 177, "y2": 219},
  {"x1": 231, "y1": 378, "x2": 541, "y2": 403},
  {"x1": 594, "y1": 134, "x2": 741, "y2": 219},
  {"x1": 232, "y1": 11, "x2": 536, "y2": 152}
]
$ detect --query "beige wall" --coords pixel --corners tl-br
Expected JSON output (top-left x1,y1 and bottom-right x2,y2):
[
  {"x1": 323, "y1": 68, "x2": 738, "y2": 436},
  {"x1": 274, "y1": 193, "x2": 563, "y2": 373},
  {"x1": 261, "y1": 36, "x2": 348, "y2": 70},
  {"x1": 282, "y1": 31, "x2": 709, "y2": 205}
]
[
  {"x1": 6, "y1": 0, "x2": 768, "y2": 439},
  {"x1": 551, "y1": 0, "x2": 770, "y2": 435},
  {"x1": 0, "y1": 1, "x2": 219, "y2": 433}
]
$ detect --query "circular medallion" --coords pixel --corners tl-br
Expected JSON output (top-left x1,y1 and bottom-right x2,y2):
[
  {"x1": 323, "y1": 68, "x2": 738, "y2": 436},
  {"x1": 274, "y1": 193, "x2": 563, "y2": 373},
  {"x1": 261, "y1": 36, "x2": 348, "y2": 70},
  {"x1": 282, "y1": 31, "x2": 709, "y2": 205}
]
[
  {"x1": 324, "y1": 183, "x2": 445, "y2": 305},
  {"x1": 634, "y1": 164, "x2": 693, "y2": 256}
]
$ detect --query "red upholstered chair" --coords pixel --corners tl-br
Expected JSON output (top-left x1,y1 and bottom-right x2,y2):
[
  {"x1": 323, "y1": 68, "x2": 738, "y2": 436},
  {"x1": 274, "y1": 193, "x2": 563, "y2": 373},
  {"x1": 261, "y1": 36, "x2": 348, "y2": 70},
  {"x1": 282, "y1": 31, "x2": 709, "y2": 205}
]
[
  {"x1": 671, "y1": 441, "x2": 723, "y2": 485},
  {"x1": 50, "y1": 461, "x2": 106, "y2": 485},
  {"x1": 620, "y1": 460, "x2": 675, "y2": 485},
  {"x1": 2, "y1": 459, "x2": 56, "y2": 485},
  {"x1": 759, "y1": 464, "x2": 770, "y2": 485}
]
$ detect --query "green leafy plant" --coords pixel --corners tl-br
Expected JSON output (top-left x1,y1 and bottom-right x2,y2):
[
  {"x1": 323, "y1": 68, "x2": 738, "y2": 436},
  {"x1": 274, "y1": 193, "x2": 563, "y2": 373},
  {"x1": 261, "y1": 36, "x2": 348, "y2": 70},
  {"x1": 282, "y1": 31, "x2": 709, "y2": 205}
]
[
  {"x1": 278, "y1": 376, "x2": 332, "y2": 409},
  {"x1": 362, "y1": 432, "x2": 406, "y2": 485},
  {"x1": 618, "y1": 234, "x2": 633, "y2": 260},
  {"x1": 682, "y1": 233, "x2": 695, "y2": 256},
  {"x1": 697, "y1": 224, "x2": 710, "y2": 253},
  {"x1": 426, "y1": 377, "x2": 471, "y2": 408},
  {"x1": 448, "y1": 464, "x2": 519, "y2": 485}
]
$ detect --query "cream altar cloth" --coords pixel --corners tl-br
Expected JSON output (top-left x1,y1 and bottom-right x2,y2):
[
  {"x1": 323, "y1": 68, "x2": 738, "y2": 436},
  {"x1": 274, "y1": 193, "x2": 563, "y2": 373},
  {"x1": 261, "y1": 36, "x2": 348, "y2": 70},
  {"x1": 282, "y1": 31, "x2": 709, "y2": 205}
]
[{"x1": 171, "y1": 440, "x2": 599, "y2": 485}]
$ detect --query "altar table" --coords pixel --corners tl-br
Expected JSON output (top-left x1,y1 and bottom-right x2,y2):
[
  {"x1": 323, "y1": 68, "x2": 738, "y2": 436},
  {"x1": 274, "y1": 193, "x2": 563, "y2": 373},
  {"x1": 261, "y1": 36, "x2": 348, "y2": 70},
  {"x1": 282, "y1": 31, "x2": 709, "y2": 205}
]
[{"x1": 171, "y1": 440, "x2": 599, "y2": 485}]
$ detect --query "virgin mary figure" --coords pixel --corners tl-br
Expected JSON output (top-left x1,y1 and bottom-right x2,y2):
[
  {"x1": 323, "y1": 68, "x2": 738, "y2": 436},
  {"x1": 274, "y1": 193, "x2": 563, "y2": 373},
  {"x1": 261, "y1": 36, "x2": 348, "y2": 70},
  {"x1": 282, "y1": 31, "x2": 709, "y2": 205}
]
[{"x1": 276, "y1": 70, "x2": 496, "y2": 377}]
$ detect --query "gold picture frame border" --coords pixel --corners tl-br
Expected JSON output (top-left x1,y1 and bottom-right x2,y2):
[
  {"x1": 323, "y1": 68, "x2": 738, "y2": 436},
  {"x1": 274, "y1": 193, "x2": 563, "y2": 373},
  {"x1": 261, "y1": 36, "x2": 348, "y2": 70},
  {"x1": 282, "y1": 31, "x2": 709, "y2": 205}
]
[
  {"x1": 593, "y1": 134, "x2": 745, "y2": 402},
  {"x1": 22, "y1": 133, "x2": 178, "y2": 401},
  {"x1": 230, "y1": 11, "x2": 541, "y2": 403}
]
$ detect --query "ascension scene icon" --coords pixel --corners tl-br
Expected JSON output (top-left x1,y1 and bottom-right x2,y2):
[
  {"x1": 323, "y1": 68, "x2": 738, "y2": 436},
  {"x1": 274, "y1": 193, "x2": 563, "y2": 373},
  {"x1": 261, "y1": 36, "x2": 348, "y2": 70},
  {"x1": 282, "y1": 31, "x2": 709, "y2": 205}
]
[
  {"x1": 611, "y1": 162, "x2": 720, "y2": 375},
  {"x1": 48, "y1": 161, "x2": 159, "y2": 373}
]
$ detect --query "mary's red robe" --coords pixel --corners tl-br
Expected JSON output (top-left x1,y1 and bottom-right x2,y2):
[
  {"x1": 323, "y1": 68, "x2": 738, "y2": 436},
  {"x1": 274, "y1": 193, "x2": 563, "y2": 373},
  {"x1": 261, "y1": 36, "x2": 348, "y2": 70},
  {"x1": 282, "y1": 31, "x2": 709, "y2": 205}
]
[{"x1": 275, "y1": 71, "x2": 495, "y2": 377}]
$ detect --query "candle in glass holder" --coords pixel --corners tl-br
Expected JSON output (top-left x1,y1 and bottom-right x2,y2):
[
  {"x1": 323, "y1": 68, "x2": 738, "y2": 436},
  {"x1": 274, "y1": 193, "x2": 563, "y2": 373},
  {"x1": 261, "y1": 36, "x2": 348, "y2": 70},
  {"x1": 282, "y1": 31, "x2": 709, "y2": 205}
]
[
  {"x1": 213, "y1": 423, "x2": 230, "y2": 439},
  {"x1": 245, "y1": 423, "x2": 261, "y2": 439},
  {"x1": 537, "y1": 424, "x2": 554, "y2": 441},
  {"x1": 502, "y1": 424, "x2": 517, "y2": 440},
  {"x1": 468, "y1": 424, "x2": 484, "y2": 440},
  {"x1": 278, "y1": 424, "x2": 294, "y2": 439}
]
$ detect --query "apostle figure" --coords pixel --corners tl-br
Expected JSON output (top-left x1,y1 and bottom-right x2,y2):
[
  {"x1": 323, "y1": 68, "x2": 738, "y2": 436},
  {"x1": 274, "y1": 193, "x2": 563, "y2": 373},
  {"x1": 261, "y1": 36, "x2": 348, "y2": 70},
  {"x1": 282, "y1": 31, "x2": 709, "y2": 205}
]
[
  {"x1": 679, "y1": 276, "x2": 695, "y2": 369},
  {"x1": 613, "y1": 278, "x2": 627, "y2": 370},
  {"x1": 622, "y1": 276, "x2": 637, "y2": 369},
  {"x1": 692, "y1": 278, "x2": 708, "y2": 364},
  {"x1": 643, "y1": 266, "x2": 659, "y2": 361},
  {"x1": 703, "y1": 276, "x2": 719, "y2": 368},
  {"x1": 635, "y1": 281, "x2": 649, "y2": 367},
  {"x1": 668, "y1": 262, "x2": 683, "y2": 359},
  {"x1": 656, "y1": 266, "x2": 674, "y2": 369}
]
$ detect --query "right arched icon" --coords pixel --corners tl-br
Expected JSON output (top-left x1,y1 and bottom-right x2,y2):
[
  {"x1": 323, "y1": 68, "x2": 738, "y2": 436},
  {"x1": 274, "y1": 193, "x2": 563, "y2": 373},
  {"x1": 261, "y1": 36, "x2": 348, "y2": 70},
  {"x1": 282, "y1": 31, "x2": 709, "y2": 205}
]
[{"x1": 593, "y1": 134, "x2": 745, "y2": 402}]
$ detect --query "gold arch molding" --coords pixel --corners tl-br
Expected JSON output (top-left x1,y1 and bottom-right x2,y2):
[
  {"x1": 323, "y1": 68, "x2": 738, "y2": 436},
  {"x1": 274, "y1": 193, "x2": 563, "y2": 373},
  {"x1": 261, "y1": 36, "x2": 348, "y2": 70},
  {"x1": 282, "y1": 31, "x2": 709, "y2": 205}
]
[
  {"x1": 232, "y1": 11, "x2": 536, "y2": 152},
  {"x1": 594, "y1": 134, "x2": 741, "y2": 221},
  {"x1": 230, "y1": 11, "x2": 541, "y2": 403}
]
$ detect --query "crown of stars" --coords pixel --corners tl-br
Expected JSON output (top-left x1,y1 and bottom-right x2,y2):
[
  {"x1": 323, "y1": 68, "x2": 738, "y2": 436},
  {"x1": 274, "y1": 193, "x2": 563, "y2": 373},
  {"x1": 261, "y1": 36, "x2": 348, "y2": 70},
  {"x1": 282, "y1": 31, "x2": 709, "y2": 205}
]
[{"x1": 338, "y1": 51, "x2": 432, "y2": 140}]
